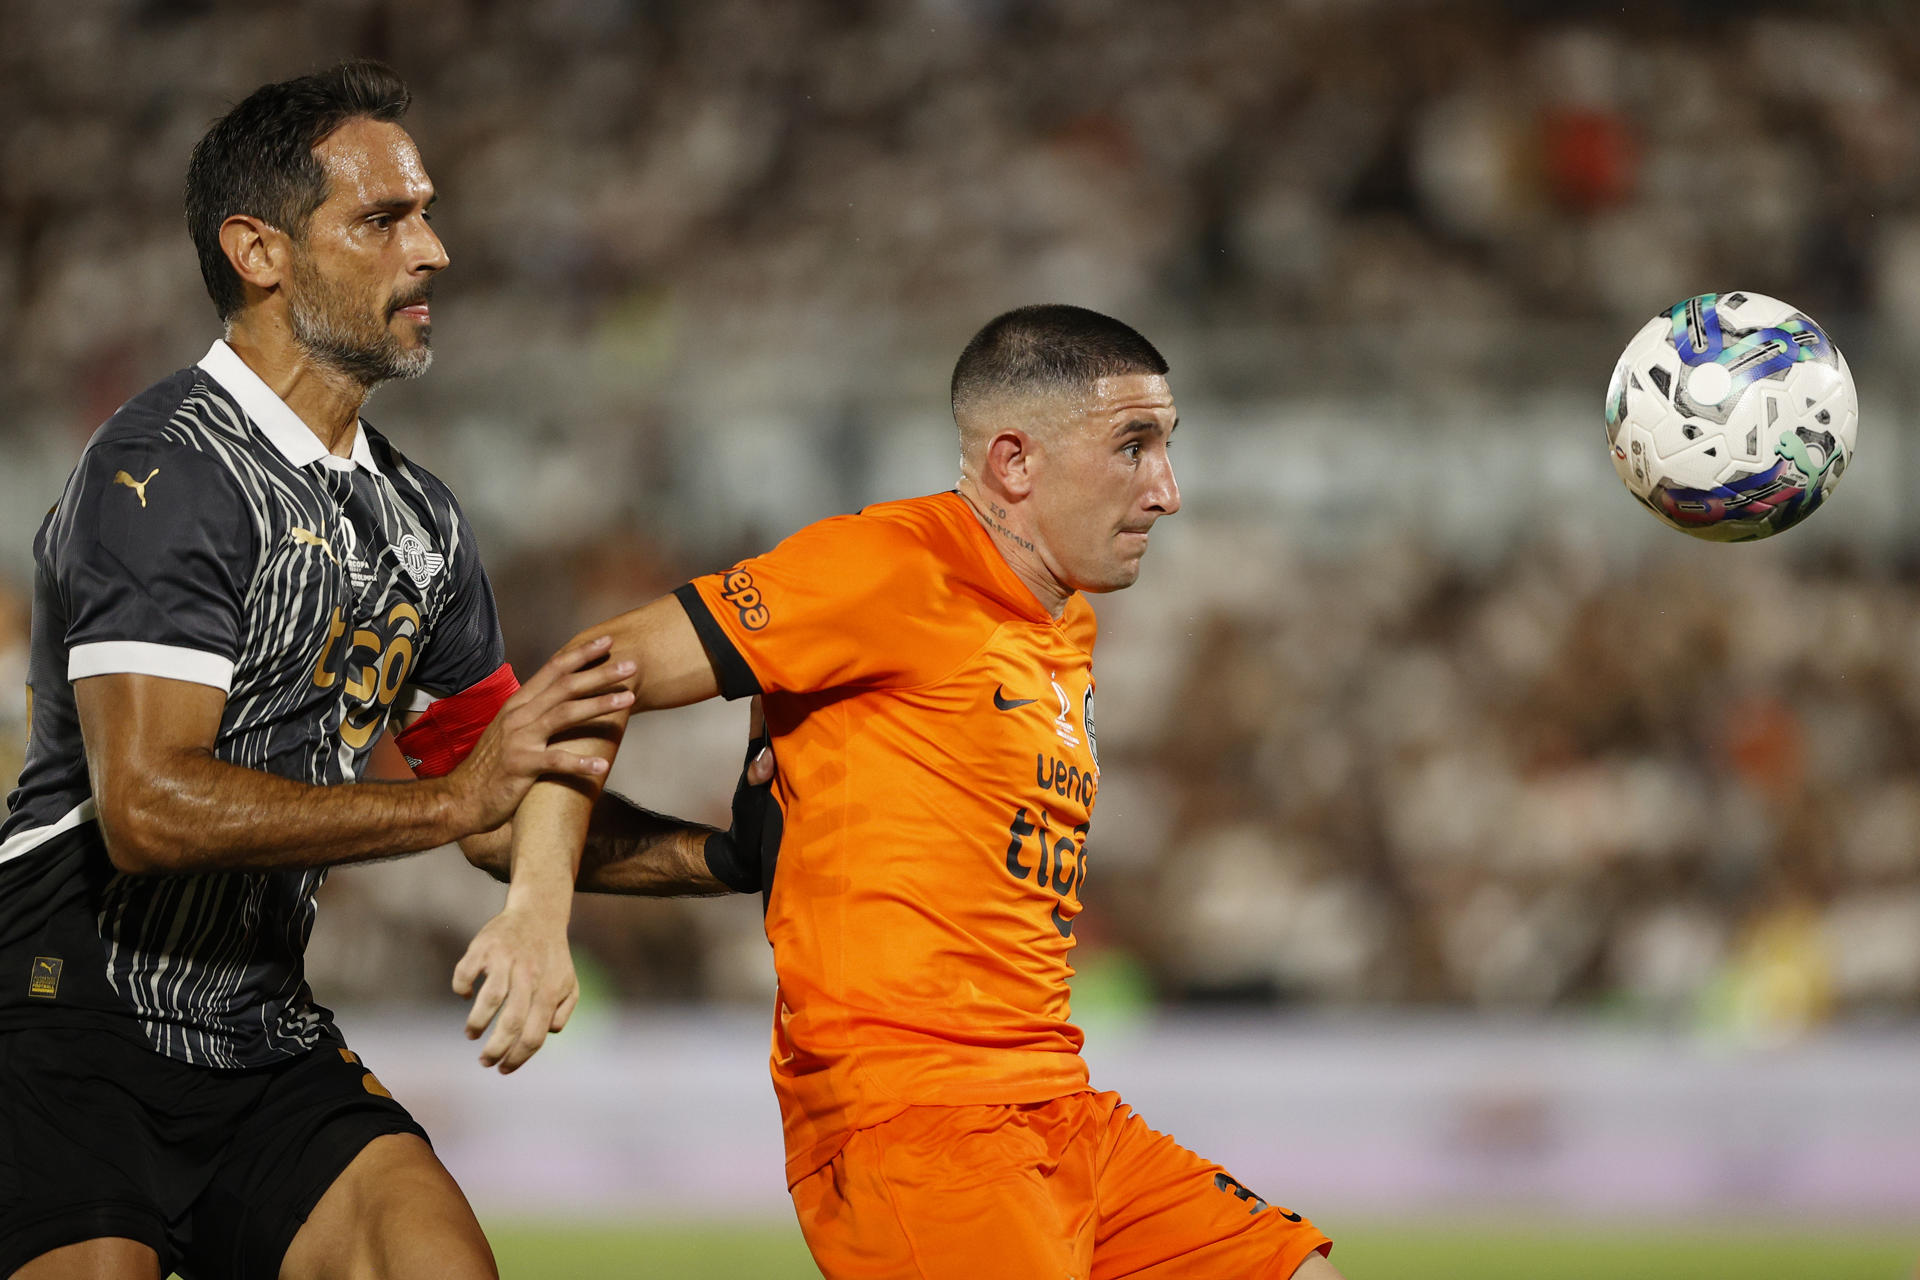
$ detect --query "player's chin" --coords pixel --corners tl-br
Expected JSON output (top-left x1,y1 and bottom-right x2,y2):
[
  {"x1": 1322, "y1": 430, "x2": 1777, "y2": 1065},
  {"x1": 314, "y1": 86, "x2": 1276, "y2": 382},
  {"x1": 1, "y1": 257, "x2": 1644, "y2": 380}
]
[
  {"x1": 389, "y1": 315, "x2": 432, "y2": 344},
  {"x1": 1086, "y1": 559, "x2": 1145, "y2": 594},
  {"x1": 387, "y1": 342, "x2": 435, "y2": 380}
]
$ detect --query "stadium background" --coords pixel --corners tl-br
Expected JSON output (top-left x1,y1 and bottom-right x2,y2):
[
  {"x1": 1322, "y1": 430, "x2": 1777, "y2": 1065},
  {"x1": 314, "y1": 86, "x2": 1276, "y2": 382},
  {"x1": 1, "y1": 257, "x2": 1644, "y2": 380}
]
[{"x1": 4, "y1": 0, "x2": 1919, "y2": 1275}]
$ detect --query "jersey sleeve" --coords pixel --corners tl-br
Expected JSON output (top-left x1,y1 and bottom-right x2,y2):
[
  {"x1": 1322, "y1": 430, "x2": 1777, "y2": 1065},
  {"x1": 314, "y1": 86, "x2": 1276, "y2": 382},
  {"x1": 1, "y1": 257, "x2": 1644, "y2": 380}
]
[
  {"x1": 56, "y1": 438, "x2": 255, "y2": 692},
  {"x1": 674, "y1": 513, "x2": 974, "y2": 700}
]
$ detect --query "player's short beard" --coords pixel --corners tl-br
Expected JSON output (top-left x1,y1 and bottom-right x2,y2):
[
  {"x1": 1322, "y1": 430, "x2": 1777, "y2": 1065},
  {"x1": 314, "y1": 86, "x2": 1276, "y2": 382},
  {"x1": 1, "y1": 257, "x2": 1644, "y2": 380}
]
[{"x1": 286, "y1": 248, "x2": 433, "y2": 389}]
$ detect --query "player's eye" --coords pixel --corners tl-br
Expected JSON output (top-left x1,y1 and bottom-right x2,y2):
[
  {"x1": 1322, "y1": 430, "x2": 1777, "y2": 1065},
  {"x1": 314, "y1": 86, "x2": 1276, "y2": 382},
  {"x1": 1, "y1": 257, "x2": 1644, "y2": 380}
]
[
  {"x1": 1122, "y1": 442, "x2": 1143, "y2": 461},
  {"x1": 369, "y1": 214, "x2": 394, "y2": 230}
]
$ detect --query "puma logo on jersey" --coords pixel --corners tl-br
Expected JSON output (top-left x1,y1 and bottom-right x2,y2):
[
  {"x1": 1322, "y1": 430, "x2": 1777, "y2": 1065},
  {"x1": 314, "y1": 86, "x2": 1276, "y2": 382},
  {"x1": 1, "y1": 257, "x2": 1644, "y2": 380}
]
[
  {"x1": 113, "y1": 468, "x2": 159, "y2": 507},
  {"x1": 28, "y1": 955, "x2": 62, "y2": 999},
  {"x1": 289, "y1": 528, "x2": 337, "y2": 562}
]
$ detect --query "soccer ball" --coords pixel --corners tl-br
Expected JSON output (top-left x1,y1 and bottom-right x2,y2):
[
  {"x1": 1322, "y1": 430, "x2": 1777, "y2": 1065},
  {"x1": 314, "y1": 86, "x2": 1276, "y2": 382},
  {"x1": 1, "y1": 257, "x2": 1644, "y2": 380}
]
[{"x1": 1604, "y1": 292, "x2": 1857, "y2": 541}]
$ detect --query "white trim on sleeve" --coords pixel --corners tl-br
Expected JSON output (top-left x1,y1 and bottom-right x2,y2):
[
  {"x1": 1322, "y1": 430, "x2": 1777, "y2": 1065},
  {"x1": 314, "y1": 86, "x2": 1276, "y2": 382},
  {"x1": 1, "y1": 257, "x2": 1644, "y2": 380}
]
[
  {"x1": 396, "y1": 684, "x2": 440, "y2": 715},
  {"x1": 0, "y1": 799, "x2": 99, "y2": 867},
  {"x1": 68, "y1": 641, "x2": 235, "y2": 692}
]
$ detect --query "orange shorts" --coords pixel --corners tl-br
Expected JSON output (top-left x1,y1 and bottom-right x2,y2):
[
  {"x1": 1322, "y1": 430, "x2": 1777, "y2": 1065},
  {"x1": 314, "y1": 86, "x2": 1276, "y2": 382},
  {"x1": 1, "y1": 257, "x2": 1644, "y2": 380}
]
[{"x1": 789, "y1": 1090, "x2": 1331, "y2": 1280}]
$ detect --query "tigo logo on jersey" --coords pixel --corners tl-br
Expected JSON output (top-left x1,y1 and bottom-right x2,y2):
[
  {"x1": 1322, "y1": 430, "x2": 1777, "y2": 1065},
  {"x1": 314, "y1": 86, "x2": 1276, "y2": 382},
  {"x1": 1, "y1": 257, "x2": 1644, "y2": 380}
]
[{"x1": 28, "y1": 955, "x2": 62, "y2": 999}]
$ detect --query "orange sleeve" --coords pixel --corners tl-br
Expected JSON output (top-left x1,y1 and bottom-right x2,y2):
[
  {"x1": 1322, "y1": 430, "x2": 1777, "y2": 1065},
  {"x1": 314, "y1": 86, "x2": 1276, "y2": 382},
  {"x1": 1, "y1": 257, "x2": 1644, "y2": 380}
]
[{"x1": 674, "y1": 512, "x2": 978, "y2": 699}]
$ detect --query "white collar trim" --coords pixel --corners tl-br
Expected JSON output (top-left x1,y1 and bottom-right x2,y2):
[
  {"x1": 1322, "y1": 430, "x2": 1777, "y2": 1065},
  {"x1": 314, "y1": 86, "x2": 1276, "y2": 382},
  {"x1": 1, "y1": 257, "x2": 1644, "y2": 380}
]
[{"x1": 196, "y1": 340, "x2": 380, "y2": 476}]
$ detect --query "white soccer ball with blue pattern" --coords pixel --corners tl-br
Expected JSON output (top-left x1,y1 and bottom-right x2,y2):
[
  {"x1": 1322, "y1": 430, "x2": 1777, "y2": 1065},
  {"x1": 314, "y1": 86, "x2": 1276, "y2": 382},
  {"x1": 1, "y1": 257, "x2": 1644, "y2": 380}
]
[{"x1": 1604, "y1": 292, "x2": 1857, "y2": 541}]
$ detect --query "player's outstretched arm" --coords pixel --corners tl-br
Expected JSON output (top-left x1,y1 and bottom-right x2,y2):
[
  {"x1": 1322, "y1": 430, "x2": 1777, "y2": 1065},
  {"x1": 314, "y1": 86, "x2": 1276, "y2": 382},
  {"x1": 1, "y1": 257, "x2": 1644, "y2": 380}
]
[
  {"x1": 75, "y1": 635, "x2": 634, "y2": 875},
  {"x1": 453, "y1": 594, "x2": 722, "y2": 1072},
  {"x1": 461, "y1": 697, "x2": 775, "y2": 896}
]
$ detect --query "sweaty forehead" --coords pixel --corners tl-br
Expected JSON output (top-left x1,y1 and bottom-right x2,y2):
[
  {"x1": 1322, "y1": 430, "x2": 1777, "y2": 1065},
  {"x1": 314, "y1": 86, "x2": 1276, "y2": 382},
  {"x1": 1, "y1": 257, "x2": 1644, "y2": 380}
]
[
  {"x1": 1086, "y1": 373, "x2": 1175, "y2": 421},
  {"x1": 313, "y1": 118, "x2": 431, "y2": 208}
]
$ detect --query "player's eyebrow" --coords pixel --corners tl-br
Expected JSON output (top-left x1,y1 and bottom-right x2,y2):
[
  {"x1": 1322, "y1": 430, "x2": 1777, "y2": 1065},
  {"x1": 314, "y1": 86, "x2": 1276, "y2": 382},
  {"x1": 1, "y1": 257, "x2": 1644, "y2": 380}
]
[
  {"x1": 1114, "y1": 415, "x2": 1176, "y2": 437},
  {"x1": 360, "y1": 191, "x2": 437, "y2": 216}
]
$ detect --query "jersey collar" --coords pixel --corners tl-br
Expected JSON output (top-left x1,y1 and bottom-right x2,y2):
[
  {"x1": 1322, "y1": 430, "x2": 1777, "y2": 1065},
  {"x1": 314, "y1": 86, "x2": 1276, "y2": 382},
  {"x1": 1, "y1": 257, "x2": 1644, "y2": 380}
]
[{"x1": 197, "y1": 340, "x2": 381, "y2": 477}]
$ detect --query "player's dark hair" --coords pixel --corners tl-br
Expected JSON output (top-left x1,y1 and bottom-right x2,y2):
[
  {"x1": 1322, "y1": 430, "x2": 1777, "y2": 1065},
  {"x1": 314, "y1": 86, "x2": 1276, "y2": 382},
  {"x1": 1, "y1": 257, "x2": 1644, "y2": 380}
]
[
  {"x1": 186, "y1": 60, "x2": 413, "y2": 320},
  {"x1": 950, "y1": 304, "x2": 1169, "y2": 416}
]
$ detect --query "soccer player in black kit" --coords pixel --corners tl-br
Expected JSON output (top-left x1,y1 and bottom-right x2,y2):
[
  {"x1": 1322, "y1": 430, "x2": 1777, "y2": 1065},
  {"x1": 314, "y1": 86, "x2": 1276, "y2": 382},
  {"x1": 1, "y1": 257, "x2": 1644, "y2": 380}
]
[{"x1": 0, "y1": 62, "x2": 765, "y2": 1280}]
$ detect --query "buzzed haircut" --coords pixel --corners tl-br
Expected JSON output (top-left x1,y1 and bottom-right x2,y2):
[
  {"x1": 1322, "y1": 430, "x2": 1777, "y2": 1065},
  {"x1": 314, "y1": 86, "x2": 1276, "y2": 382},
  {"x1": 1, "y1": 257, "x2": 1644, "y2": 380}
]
[
  {"x1": 186, "y1": 60, "x2": 413, "y2": 320},
  {"x1": 950, "y1": 304, "x2": 1169, "y2": 421}
]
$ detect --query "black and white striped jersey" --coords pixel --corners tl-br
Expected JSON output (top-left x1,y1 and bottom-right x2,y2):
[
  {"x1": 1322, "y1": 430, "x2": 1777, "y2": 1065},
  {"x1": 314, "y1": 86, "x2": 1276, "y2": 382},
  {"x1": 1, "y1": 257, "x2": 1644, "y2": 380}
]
[{"x1": 0, "y1": 341, "x2": 507, "y2": 1068}]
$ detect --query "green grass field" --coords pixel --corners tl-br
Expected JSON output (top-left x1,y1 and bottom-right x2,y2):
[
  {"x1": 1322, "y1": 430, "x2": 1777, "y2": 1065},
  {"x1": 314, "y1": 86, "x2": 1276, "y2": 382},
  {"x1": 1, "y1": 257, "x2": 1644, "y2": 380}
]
[{"x1": 486, "y1": 1219, "x2": 1918, "y2": 1279}]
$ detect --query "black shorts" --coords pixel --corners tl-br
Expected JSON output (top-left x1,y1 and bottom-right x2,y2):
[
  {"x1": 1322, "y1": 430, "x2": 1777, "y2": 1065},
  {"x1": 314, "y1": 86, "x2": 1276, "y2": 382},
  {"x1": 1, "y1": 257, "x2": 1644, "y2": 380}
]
[{"x1": 0, "y1": 1022, "x2": 428, "y2": 1280}]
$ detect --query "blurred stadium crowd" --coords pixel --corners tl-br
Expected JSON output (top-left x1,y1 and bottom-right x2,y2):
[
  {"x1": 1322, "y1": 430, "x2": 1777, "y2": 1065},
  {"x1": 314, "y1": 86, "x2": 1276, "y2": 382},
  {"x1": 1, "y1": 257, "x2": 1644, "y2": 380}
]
[{"x1": 6, "y1": 0, "x2": 1920, "y2": 1027}]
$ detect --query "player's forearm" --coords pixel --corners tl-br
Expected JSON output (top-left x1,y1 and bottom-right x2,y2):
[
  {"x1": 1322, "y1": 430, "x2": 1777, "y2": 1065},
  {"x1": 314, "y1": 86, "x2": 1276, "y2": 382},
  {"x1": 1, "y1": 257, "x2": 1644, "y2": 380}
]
[
  {"x1": 484, "y1": 598, "x2": 728, "y2": 901},
  {"x1": 465, "y1": 794, "x2": 739, "y2": 896},
  {"x1": 102, "y1": 750, "x2": 470, "y2": 874},
  {"x1": 499, "y1": 699, "x2": 630, "y2": 912},
  {"x1": 577, "y1": 792, "x2": 732, "y2": 896},
  {"x1": 500, "y1": 776, "x2": 597, "y2": 921}
]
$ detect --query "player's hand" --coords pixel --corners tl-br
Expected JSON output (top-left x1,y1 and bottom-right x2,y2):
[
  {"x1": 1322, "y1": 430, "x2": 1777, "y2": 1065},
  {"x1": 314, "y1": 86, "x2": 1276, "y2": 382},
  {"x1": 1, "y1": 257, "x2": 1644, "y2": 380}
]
[
  {"x1": 702, "y1": 697, "x2": 777, "y2": 893},
  {"x1": 745, "y1": 695, "x2": 775, "y2": 786},
  {"x1": 450, "y1": 636, "x2": 635, "y2": 833},
  {"x1": 451, "y1": 905, "x2": 579, "y2": 1074}
]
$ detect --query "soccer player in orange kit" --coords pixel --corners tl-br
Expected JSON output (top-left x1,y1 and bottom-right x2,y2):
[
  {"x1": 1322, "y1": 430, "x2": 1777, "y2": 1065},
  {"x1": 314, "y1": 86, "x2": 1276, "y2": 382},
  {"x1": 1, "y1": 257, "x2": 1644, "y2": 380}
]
[{"x1": 457, "y1": 305, "x2": 1341, "y2": 1279}]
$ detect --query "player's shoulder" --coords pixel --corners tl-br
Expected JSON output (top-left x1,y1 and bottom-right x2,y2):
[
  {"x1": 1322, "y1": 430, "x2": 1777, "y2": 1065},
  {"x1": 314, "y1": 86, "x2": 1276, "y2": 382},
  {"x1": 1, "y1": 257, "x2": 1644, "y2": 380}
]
[
  {"x1": 85, "y1": 366, "x2": 215, "y2": 452},
  {"x1": 852, "y1": 491, "x2": 984, "y2": 561},
  {"x1": 76, "y1": 367, "x2": 252, "y2": 487},
  {"x1": 793, "y1": 492, "x2": 969, "y2": 567}
]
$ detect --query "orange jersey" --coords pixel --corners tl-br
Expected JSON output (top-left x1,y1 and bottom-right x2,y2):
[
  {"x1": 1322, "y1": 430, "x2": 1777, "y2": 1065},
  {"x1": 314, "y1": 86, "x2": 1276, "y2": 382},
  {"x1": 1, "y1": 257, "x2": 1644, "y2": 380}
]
[{"x1": 677, "y1": 491, "x2": 1102, "y2": 1182}]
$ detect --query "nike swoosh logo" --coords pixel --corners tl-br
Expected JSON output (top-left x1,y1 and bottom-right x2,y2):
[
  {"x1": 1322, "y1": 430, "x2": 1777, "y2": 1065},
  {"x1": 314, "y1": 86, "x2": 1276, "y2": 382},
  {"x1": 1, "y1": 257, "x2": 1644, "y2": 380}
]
[{"x1": 993, "y1": 686, "x2": 1036, "y2": 711}]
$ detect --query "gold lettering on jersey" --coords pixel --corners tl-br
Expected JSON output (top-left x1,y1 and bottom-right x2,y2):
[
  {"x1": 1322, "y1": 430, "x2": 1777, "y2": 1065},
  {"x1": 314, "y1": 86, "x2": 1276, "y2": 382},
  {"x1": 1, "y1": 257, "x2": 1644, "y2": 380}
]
[
  {"x1": 28, "y1": 955, "x2": 62, "y2": 999},
  {"x1": 338, "y1": 601, "x2": 420, "y2": 751},
  {"x1": 289, "y1": 527, "x2": 338, "y2": 562},
  {"x1": 112, "y1": 468, "x2": 160, "y2": 508},
  {"x1": 342, "y1": 629, "x2": 382, "y2": 705},
  {"x1": 310, "y1": 607, "x2": 348, "y2": 690}
]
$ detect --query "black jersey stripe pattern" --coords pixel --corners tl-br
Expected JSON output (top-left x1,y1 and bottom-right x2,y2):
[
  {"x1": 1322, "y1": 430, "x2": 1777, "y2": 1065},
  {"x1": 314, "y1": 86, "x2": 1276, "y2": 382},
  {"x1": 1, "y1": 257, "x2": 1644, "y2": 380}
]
[{"x1": 0, "y1": 352, "x2": 506, "y2": 1067}]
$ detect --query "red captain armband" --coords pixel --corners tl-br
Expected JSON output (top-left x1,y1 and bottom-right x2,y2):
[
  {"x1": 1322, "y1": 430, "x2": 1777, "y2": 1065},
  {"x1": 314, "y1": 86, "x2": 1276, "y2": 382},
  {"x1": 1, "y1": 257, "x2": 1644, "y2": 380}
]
[{"x1": 393, "y1": 663, "x2": 520, "y2": 779}]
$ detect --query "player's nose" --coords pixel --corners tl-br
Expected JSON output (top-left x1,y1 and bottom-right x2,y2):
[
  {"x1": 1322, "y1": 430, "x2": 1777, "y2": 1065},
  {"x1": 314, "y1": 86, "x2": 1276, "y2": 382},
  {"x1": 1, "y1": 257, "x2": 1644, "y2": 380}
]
[
  {"x1": 411, "y1": 216, "x2": 450, "y2": 274},
  {"x1": 1147, "y1": 452, "x2": 1180, "y2": 516}
]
